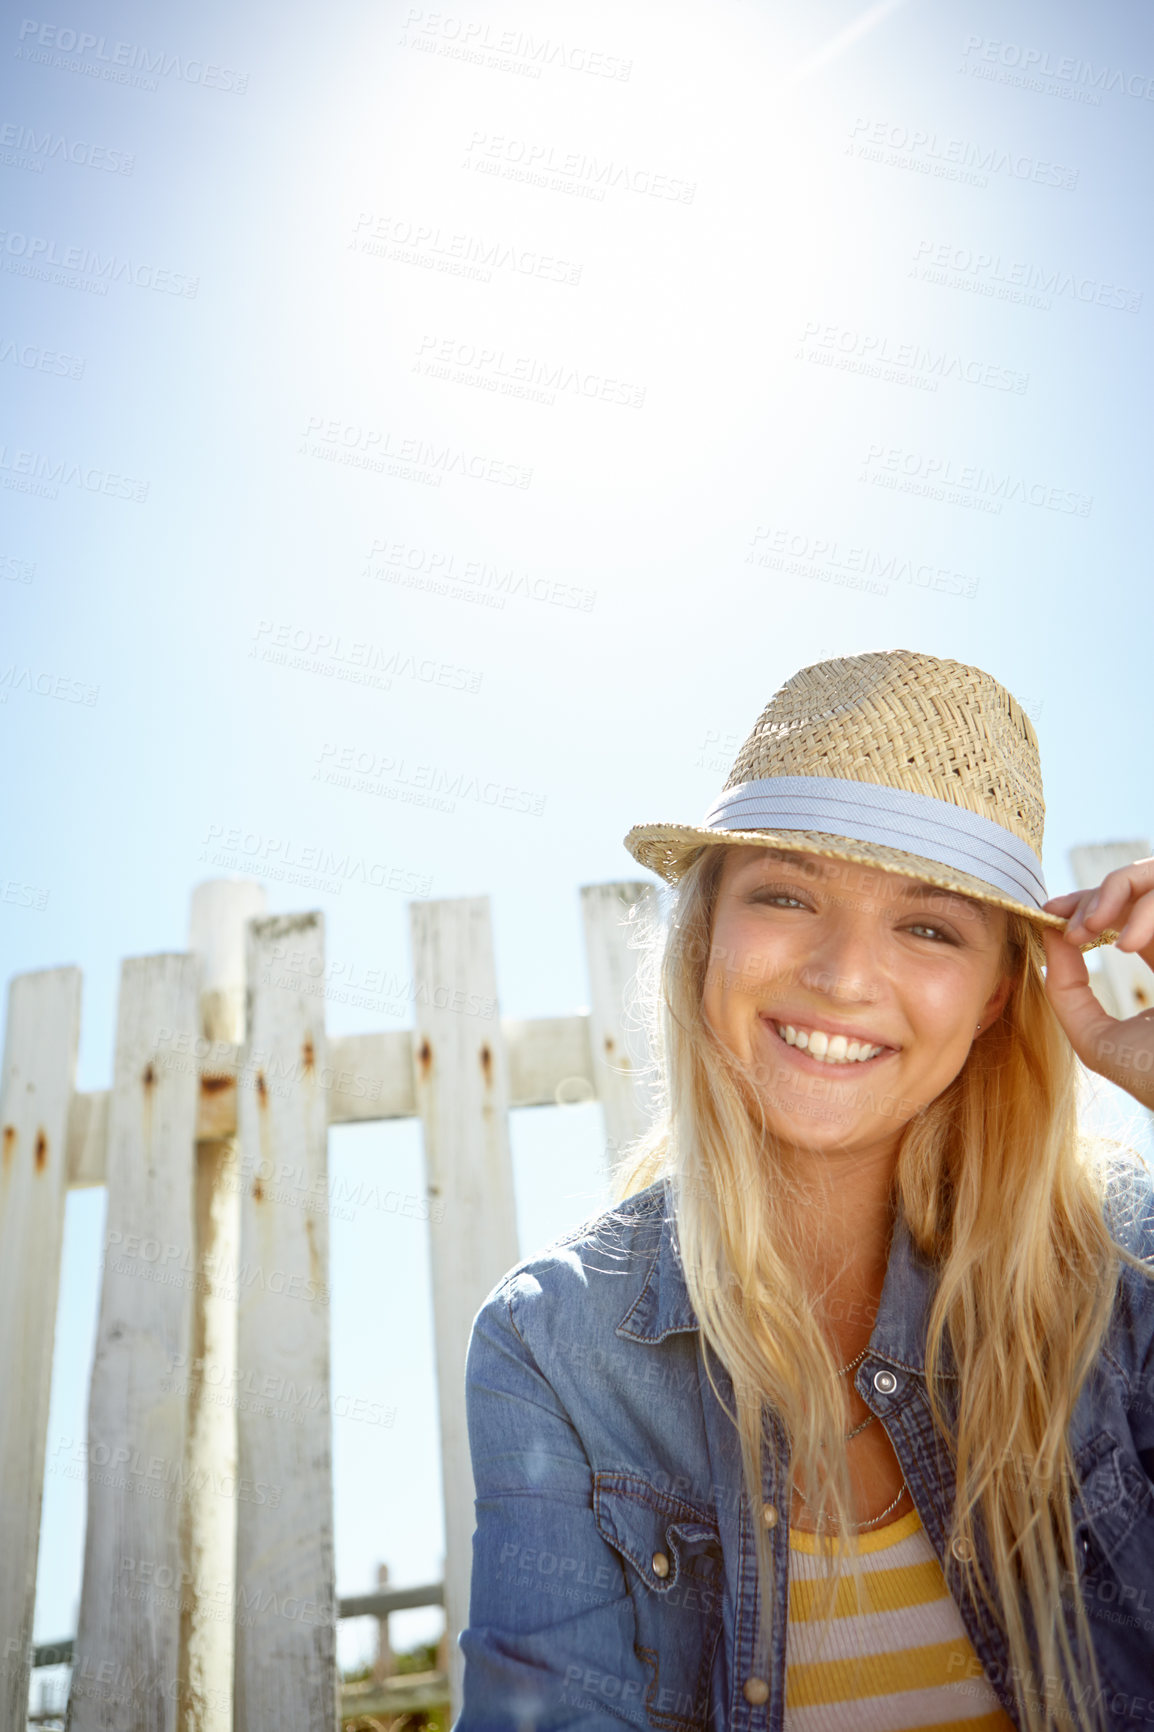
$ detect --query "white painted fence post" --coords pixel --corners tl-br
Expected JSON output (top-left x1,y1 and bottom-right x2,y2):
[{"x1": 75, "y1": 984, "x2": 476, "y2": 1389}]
[
  {"x1": 69, "y1": 954, "x2": 203, "y2": 1731},
  {"x1": 184, "y1": 880, "x2": 267, "y2": 1732},
  {"x1": 233, "y1": 912, "x2": 336, "y2": 1732},
  {"x1": 409, "y1": 896, "x2": 519, "y2": 1721},
  {"x1": 0, "y1": 967, "x2": 82, "y2": 1728},
  {"x1": 1069, "y1": 842, "x2": 1154, "y2": 1020},
  {"x1": 580, "y1": 881, "x2": 661, "y2": 1173}
]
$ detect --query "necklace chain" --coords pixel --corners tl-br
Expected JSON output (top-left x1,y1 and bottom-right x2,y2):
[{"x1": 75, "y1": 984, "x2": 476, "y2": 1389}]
[{"x1": 789, "y1": 1342, "x2": 906, "y2": 1531}]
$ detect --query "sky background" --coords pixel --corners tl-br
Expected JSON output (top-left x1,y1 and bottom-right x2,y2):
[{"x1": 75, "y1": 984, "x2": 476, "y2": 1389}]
[{"x1": 3, "y1": 0, "x2": 1154, "y2": 1694}]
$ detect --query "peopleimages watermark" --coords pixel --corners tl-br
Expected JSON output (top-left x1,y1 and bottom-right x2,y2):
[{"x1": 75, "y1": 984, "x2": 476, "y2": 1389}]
[
  {"x1": 262, "y1": 942, "x2": 497, "y2": 1020},
  {"x1": 1, "y1": 876, "x2": 49, "y2": 910},
  {"x1": 858, "y1": 445, "x2": 1092, "y2": 517},
  {"x1": 350, "y1": 210, "x2": 583, "y2": 287},
  {"x1": 1, "y1": 335, "x2": 84, "y2": 378},
  {"x1": 14, "y1": 19, "x2": 249, "y2": 93},
  {"x1": 363, "y1": 535, "x2": 596, "y2": 614},
  {"x1": 910, "y1": 238, "x2": 1141, "y2": 314},
  {"x1": 398, "y1": 10, "x2": 631, "y2": 81},
  {"x1": 0, "y1": 661, "x2": 99, "y2": 704},
  {"x1": 745, "y1": 525, "x2": 978, "y2": 600},
  {"x1": 313, "y1": 741, "x2": 548, "y2": 818},
  {"x1": 0, "y1": 441, "x2": 148, "y2": 501},
  {"x1": 848, "y1": 117, "x2": 1078, "y2": 190},
  {"x1": 414, "y1": 333, "x2": 646, "y2": 408},
  {"x1": 960, "y1": 35, "x2": 1154, "y2": 103},
  {"x1": 0, "y1": 551, "x2": 35, "y2": 581},
  {"x1": 197, "y1": 824, "x2": 433, "y2": 898},
  {"x1": 0, "y1": 228, "x2": 199, "y2": 297},
  {"x1": 299, "y1": 415, "x2": 532, "y2": 490},
  {"x1": 794, "y1": 321, "x2": 1027, "y2": 395},
  {"x1": 462, "y1": 131, "x2": 696, "y2": 204},
  {"x1": 49, "y1": 1433, "x2": 281, "y2": 1506},
  {"x1": 0, "y1": 119, "x2": 134, "y2": 174},
  {"x1": 160, "y1": 1353, "x2": 399, "y2": 1427},
  {"x1": 249, "y1": 619, "x2": 484, "y2": 695}
]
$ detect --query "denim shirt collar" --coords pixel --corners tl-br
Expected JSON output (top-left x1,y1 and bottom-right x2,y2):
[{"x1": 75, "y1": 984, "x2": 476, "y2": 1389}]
[{"x1": 615, "y1": 1177, "x2": 947, "y2": 1378}]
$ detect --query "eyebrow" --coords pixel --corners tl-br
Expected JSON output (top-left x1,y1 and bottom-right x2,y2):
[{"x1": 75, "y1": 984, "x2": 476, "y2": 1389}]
[
  {"x1": 893, "y1": 880, "x2": 991, "y2": 923},
  {"x1": 734, "y1": 854, "x2": 992, "y2": 924}
]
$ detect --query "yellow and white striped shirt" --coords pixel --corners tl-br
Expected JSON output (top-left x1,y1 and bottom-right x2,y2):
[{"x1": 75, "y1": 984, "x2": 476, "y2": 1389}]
[{"x1": 785, "y1": 1507, "x2": 1016, "y2": 1730}]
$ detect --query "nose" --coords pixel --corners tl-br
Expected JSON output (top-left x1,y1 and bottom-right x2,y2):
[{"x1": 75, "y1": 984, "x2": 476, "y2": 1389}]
[{"x1": 795, "y1": 914, "x2": 884, "y2": 1004}]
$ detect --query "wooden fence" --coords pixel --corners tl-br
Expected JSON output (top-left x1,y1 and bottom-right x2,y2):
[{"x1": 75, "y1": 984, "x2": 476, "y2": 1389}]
[
  {"x1": 0, "y1": 875, "x2": 660, "y2": 1730},
  {"x1": 1, "y1": 840, "x2": 1149, "y2": 1730}
]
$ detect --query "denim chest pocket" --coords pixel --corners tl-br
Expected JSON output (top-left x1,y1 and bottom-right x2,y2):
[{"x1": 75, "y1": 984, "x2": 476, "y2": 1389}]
[
  {"x1": 593, "y1": 1471, "x2": 724, "y2": 1731},
  {"x1": 1067, "y1": 1429, "x2": 1154, "y2": 1642}
]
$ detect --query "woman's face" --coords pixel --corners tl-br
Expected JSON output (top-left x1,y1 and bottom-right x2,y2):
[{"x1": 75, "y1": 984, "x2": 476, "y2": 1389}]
[{"x1": 701, "y1": 846, "x2": 1014, "y2": 1167}]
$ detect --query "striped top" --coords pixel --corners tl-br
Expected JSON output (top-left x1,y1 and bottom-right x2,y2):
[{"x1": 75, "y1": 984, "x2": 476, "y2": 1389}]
[{"x1": 785, "y1": 1507, "x2": 1016, "y2": 1730}]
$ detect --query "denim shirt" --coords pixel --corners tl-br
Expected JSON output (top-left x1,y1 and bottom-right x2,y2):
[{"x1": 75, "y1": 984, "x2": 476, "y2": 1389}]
[{"x1": 455, "y1": 1166, "x2": 1154, "y2": 1731}]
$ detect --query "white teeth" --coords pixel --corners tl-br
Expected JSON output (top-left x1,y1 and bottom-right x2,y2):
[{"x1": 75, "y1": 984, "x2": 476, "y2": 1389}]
[{"x1": 773, "y1": 1023, "x2": 885, "y2": 1064}]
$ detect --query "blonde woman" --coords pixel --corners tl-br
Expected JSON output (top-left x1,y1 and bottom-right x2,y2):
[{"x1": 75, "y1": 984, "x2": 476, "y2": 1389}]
[{"x1": 455, "y1": 650, "x2": 1154, "y2": 1732}]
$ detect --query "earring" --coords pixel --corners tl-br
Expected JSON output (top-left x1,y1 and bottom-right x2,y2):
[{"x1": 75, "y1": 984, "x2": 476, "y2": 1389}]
[{"x1": 975, "y1": 1023, "x2": 981, "y2": 1033}]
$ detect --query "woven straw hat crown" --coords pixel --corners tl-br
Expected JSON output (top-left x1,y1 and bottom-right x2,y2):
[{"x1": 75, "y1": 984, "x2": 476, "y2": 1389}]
[{"x1": 624, "y1": 649, "x2": 1076, "y2": 931}]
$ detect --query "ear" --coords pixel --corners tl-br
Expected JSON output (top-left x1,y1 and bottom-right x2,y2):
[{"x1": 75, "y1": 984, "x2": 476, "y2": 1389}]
[{"x1": 980, "y1": 970, "x2": 1014, "y2": 1028}]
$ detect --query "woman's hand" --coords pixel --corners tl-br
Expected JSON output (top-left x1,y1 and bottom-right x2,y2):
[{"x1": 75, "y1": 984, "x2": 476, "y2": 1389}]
[{"x1": 1041, "y1": 859, "x2": 1154, "y2": 1110}]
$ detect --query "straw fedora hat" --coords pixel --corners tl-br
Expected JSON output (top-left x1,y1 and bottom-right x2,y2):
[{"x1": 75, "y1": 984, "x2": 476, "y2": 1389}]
[{"x1": 624, "y1": 649, "x2": 1115, "y2": 951}]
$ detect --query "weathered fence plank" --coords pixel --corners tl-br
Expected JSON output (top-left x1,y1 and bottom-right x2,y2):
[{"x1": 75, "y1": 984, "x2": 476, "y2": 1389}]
[
  {"x1": 581, "y1": 881, "x2": 660, "y2": 1167},
  {"x1": 409, "y1": 896, "x2": 519, "y2": 1720},
  {"x1": 233, "y1": 913, "x2": 336, "y2": 1732},
  {"x1": 0, "y1": 967, "x2": 82, "y2": 1729},
  {"x1": 69, "y1": 954, "x2": 203, "y2": 1732},
  {"x1": 184, "y1": 881, "x2": 267, "y2": 1732}
]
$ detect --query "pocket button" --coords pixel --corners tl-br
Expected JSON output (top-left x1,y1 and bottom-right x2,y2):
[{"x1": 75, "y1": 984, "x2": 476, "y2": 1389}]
[
  {"x1": 951, "y1": 1535, "x2": 973, "y2": 1563},
  {"x1": 761, "y1": 1502, "x2": 779, "y2": 1528},
  {"x1": 873, "y1": 1369, "x2": 898, "y2": 1395},
  {"x1": 743, "y1": 1676, "x2": 770, "y2": 1705},
  {"x1": 651, "y1": 1550, "x2": 670, "y2": 1578}
]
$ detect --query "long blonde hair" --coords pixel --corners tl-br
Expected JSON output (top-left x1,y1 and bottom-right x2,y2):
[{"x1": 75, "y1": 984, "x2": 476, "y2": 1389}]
[{"x1": 611, "y1": 842, "x2": 1153, "y2": 1732}]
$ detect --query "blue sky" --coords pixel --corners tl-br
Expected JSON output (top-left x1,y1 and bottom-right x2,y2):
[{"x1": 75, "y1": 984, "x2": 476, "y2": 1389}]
[{"x1": 3, "y1": 0, "x2": 1153, "y2": 1680}]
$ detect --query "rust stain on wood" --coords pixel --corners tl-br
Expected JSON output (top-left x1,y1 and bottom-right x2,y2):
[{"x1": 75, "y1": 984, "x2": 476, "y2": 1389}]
[
  {"x1": 305, "y1": 1214, "x2": 321, "y2": 1291},
  {"x1": 604, "y1": 1036, "x2": 615, "y2": 1054},
  {"x1": 200, "y1": 1073, "x2": 231, "y2": 1095},
  {"x1": 35, "y1": 1129, "x2": 48, "y2": 1171},
  {"x1": 302, "y1": 1035, "x2": 316, "y2": 1073},
  {"x1": 253, "y1": 1174, "x2": 265, "y2": 1202},
  {"x1": 143, "y1": 1062, "x2": 155, "y2": 1088},
  {"x1": 2, "y1": 1124, "x2": 14, "y2": 1166},
  {"x1": 480, "y1": 1044, "x2": 492, "y2": 1084},
  {"x1": 256, "y1": 1072, "x2": 268, "y2": 1107},
  {"x1": 417, "y1": 1039, "x2": 433, "y2": 1078}
]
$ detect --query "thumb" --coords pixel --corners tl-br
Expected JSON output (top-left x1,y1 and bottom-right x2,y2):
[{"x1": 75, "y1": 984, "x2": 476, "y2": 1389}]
[{"x1": 1042, "y1": 928, "x2": 1115, "y2": 1061}]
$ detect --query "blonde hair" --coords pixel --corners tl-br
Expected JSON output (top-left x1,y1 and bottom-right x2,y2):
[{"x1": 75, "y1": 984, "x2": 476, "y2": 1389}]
[{"x1": 611, "y1": 842, "x2": 1154, "y2": 1732}]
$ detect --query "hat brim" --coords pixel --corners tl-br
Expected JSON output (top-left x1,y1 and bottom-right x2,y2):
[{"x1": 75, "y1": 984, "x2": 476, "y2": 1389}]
[{"x1": 623, "y1": 823, "x2": 1118, "y2": 954}]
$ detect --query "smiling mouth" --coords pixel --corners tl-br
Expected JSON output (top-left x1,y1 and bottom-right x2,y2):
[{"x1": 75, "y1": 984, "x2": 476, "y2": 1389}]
[{"x1": 762, "y1": 1019, "x2": 895, "y2": 1067}]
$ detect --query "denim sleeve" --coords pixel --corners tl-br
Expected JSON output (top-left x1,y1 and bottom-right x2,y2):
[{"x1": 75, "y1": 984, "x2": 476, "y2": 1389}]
[
  {"x1": 453, "y1": 1279, "x2": 652, "y2": 1731},
  {"x1": 1109, "y1": 1161, "x2": 1154, "y2": 1473}
]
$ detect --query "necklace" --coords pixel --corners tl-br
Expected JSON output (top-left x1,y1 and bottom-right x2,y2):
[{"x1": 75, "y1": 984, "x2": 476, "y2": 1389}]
[
  {"x1": 794, "y1": 1344, "x2": 902, "y2": 1528},
  {"x1": 791, "y1": 1474, "x2": 908, "y2": 1531}
]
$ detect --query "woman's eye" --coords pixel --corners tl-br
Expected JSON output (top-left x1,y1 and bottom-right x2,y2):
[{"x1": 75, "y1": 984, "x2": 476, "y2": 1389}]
[
  {"x1": 905, "y1": 923, "x2": 952, "y2": 942},
  {"x1": 753, "y1": 892, "x2": 809, "y2": 909}
]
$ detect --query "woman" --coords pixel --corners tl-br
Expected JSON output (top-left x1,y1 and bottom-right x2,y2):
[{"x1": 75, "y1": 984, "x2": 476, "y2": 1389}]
[{"x1": 455, "y1": 650, "x2": 1154, "y2": 1732}]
